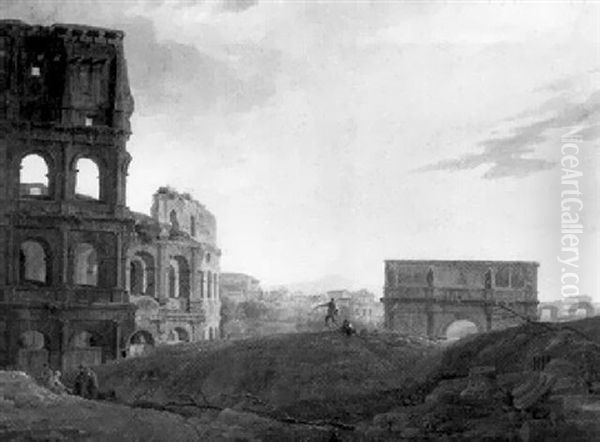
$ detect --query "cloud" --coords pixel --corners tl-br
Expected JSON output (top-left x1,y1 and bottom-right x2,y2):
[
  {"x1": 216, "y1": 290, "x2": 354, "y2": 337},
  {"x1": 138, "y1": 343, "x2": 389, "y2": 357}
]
[
  {"x1": 220, "y1": 0, "x2": 258, "y2": 13},
  {"x1": 417, "y1": 87, "x2": 600, "y2": 179}
]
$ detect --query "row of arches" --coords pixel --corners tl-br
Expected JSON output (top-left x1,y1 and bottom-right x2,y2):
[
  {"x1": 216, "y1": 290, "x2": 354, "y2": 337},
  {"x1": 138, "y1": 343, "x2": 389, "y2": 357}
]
[
  {"x1": 127, "y1": 325, "x2": 219, "y2": 357},
  {"x1": 21, "y1": 327, "x2": 211, "y2": 352},
  {"x1": 128, "y1": 251, "x2": 219, "y2": 300},
  {"x1": 18, "y1": 329, "x2": 104, "y2": 374},
  {"x1": 19, "y1": 153, "x2": 102, "y2": 200},
  {"x1": 19, "y1": 239, "x2": 99, "y2": 286}
]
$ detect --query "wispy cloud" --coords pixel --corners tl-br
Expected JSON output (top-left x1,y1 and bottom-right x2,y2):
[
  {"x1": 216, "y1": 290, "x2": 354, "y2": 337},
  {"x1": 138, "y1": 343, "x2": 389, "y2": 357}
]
[{"x1": 418, "y1": 89, "x2": 600, "y2": 179}]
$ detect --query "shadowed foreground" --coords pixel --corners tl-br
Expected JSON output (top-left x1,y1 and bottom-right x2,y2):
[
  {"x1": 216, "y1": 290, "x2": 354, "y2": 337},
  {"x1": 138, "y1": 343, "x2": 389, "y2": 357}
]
[{"x1": 5, "y1": 320, "x2": 600, "y2": 440}]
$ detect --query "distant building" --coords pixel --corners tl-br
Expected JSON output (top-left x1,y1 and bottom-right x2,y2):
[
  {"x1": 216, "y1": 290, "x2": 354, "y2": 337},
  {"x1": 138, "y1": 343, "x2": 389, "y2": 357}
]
[
  {"x1": 538, "y1": 295, "x2": 596, "y2": 322},
  {"x1": 220, "y1": 273, "x2": 262, "y2": 300},
  {"x1": 326, "y1": 289, "x2": 383, "y2": 328},
  {"x1": 383, "y1": 260, "x2": 539, "y2": 339},
  {"x1": 127, "y1": 187, "x2": 222, "y2": 353}
]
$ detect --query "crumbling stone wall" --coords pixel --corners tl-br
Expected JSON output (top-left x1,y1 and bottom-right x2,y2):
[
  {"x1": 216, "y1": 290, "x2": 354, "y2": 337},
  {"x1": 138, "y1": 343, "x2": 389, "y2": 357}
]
[
  {"x1": 383, "y1": 260, "x2": 539, "y2": 338},
  {"x1": 151, "y1": 187, "x2": 217, "y2": 245},
  {"x1": 125, "y1": 188, "x2": 222, "y2": 349}
]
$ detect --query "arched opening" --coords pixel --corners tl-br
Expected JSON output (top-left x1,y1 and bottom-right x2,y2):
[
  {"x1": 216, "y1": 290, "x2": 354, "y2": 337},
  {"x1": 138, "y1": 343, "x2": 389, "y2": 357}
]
[
  {"x1": 170, "y1": 210, "x2": 179, "y2": 231},
  {"x1": 445, "y1": 320, "x2": 479, "y2": 341},
  {"x1": 568, "y1": 302, "x2": 594, "y2": 318},
  {"x1": 17, "y1": 331, "x2": 49, "y2": 376},
  {"x1": 71, "y1": 331, "x2": 99, "y2": 348},
  {"x1": 128, "y1": 330, "x2": 155, "y2": 357},
  {"x1": 484, "y1": 268, "x2": 493, "y2": 289},
  {"x1": 65, "y1": 330, "x2": 103, "y2": 368},
  {"x1": 128, "y1": 251, "x2": 156, "y2": 297},
  {"x1": 20, "y1": 154, "x2": 49, "y2": 197},
  {"x1": 19, "y1": 240, "x2": 49, "y2": 285},
  {"x1": 168, "y1": 263, "x2": 178, "y2": 298},
  {"x1": 73, "y1": 243, "x2": 98, "y2": 286},
  {"x1": 495, "y1": 266, "x2": 509, "y2": 288},
  {"x1": 190, "y1": 215, "x2": 196, "y2": 237},
  {"x1": 19, "y1": 330, "x2": 46, "y2": 350},
  {"x1": 171, "y1": 256, "x2": 190, "y2": 301},
  {"x1": 207, "y1": 271, "x2": 213, "y2": 299},
  {"x1": 174, "y1": 327, "x2": 189, "y2": 343},
  {"x1": 130, "y1": 259, "x2": 145, "y2": 295},
  {"x1": 75, "y1": 158, "x2": 100, "y2": 200}
]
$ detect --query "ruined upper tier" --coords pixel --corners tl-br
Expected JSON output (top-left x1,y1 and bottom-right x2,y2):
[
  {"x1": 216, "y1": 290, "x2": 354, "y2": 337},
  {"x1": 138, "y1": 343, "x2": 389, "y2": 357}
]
[{"x1": 0, "y1": 20, "x2": 134, "y2": 133}]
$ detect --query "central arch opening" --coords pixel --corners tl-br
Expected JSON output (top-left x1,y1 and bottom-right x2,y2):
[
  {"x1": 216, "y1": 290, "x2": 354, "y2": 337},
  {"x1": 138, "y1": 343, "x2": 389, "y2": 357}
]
[{"x1": 445, "y1": 320, "x2": 479, "y2": 341}]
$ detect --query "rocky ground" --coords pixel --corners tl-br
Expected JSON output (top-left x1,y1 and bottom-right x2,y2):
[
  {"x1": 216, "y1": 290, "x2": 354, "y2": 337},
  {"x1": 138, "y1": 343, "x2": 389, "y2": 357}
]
[{"x1": 4, "y1": 319, "x2": 600, "y2": 440}]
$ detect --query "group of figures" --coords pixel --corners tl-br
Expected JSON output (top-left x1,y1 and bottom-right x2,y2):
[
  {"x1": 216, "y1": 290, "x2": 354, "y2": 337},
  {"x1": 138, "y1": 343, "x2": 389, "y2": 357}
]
[
  {"x1": 316, "y1": 298, "x2": 357, "y2": 336},
  {"x1": 39, "y1": 364, "x2": 99, "y2": 399},
  {"x1": 39, "y1": 364, "x2": 69, "y2": 395}
]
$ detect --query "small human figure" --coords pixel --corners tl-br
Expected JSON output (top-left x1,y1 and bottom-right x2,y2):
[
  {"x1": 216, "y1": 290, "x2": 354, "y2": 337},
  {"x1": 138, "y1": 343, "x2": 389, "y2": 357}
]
[
  {"x1": 73, "y1": 365, "x2": 87, "y2": 397},
  {"x1": 49, "y1": 370, "x2": 69, "y2": 395},
  {"x1": 85, "y1": 366, "x2": 99, "y2": 399},
  {"x1": 315, "y1": 298, "x2": 338, "y2": 326},
  {"x1": 39, "y1": 363, "x2": 54, "y2": 388},
  {"x1": 341, "y1": 319, "x2": 356, "y2": 337}
]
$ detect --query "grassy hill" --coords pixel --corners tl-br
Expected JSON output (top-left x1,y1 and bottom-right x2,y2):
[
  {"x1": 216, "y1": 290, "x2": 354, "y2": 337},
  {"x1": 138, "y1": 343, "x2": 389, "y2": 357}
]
[
  {"x1": 7, "y1": 319, "x2": 600, "y2": 440},
  {"x1": 95, "y1": 330, "x2": 439, "y2": 422}
]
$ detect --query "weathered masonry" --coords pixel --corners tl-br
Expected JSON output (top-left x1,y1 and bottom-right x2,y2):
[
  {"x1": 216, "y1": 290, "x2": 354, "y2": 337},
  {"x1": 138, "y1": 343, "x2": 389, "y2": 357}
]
[
  {"x1": 382, "y1": 260, "x2": 539, "y2": 339},
  {"x1": 127, "y1": 187, "x2": 222, "y2": 354},
  {"x1": 0, "y1": 21, "x2": 136, "y2": 374}
]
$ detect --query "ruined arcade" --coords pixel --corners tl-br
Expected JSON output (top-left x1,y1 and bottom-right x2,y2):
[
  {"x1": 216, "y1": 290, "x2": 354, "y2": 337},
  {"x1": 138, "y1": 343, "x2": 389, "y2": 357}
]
[
  {"x1": 383, "y1": 260, "x2": 539, "y2": 338},
  {"x1": 127, "y1": 186, "x2": 222, "y2": 352},
  {"x1": 0, "y1": 21, "x2": 136, "y2": 373}
]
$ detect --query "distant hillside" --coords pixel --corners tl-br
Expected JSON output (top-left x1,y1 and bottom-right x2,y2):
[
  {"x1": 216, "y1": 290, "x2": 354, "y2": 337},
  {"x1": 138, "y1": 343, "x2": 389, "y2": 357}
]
[{"x1": 267, "y1": 274, "x2": 381, "y2": 296}]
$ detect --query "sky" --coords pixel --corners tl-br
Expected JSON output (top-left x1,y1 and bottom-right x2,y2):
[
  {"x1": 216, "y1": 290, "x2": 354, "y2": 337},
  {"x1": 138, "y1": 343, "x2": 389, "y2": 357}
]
[{"x1": 4, "y1": 0, "x2": 600, "y2": 300}]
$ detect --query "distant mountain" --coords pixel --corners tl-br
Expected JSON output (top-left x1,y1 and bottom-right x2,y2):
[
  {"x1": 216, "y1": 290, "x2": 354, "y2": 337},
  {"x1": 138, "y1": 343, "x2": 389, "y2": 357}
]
[{"x1": 266, "y1": 274, "x2": 381, "y2": 297}]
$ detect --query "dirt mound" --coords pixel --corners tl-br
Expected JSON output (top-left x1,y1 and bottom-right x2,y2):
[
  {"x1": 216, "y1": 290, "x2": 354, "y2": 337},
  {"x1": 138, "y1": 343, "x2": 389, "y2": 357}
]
[
  {"x1": 96, "y1": 330, "x2": 438, "y2": 422},
  {"x1": 432, "y1": 317, "x2": 600, "y2": 379},
  {"x1": 0, "y1": 370, "x2": 205, "y2": 441},
  {"x1": 0, "y1": 370, "x2": 340, "y2": 441},
  {"x1": 363, "y1": 318, "x2": 600, "y2": 440}
]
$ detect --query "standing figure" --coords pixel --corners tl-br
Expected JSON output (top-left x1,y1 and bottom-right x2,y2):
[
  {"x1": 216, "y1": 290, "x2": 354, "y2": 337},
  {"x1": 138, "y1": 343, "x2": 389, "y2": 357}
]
[
  {"x1": 39, "y1": 363, "x2": 54, "y2": 388},
  {"x1": 49, "y1": 370, "x2": 69, "y2": 395},
  {"x1": 315, "y1": 298, "x2": 339, "y2": 326},
  {"x1": 73, "y1": 365, "x2": 87, "y2": 397},
  {"x1": 85, "y1": 367, "x2": 99, "y2": 400}
]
